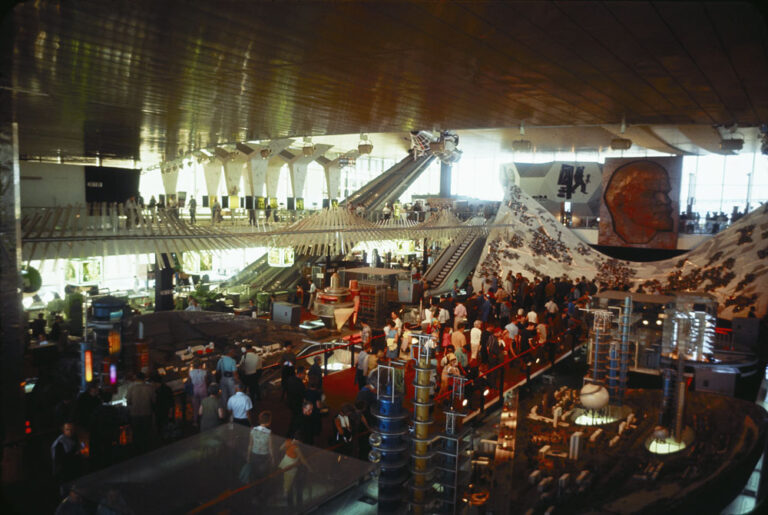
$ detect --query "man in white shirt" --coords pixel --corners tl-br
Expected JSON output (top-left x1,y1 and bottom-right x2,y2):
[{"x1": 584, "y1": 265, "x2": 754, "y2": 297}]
[
  {"x1": 390, "y1": 311, "x2": 403, "y2": 338},
  {"x1": 545, "y1": 298, "x2": 559, "y2": 315},
  {"x1": 423, "y1": 305, "x2": 434, "y2": 329},
  {"x1": 526, "y1": 309, "x2": 538, "y2": 324},
  {"x1": 356, "y1": 344, "x2": 369, "y2": 390},
  {"x1": 240, "y1": 346, "x2": 263, "y2": 402},
  {"x1": 437, "y1": 305, "x2": 450, "y2": 326},
  {"x1": 469, "y1": 320, "x2": 483, "y2": 362},
  {"x1": 453, "y1": 301, "x2": 467, "y2": 329},
  {"x1": 308, "y1": 280, "x2": 318, "y2": 310},
  {"x1": 227, "y1": 383, "x2": 253, "y2": 427}
]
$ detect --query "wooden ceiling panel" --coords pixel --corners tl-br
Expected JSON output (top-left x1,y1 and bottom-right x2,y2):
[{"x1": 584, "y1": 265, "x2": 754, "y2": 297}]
[
  {"x1": 8, "y1": 1, "x2": 768, "y2": 163},
  {"x1": 655, "y1": 2, "x2": 755, "y2": 124},
  {"x1": 706, "y1": 3, "x2": 768, "y2": 123},
  {"x1": 604, "y1": 1, "x2": 730, "y2": 125},
  {"x1": 552, "y1": 1, "x2": 702, "y2": 123}
]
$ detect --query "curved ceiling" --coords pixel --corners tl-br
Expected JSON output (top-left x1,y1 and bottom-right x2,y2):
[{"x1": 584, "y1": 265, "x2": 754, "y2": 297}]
[{"x1": 6, "y1": 1, "x2": 768, "y2": 164}]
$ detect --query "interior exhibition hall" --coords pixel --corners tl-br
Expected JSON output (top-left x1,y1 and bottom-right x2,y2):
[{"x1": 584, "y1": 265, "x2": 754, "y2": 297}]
[{"x1": 2, "y1": 1, "x2": 768, "y2": 514}]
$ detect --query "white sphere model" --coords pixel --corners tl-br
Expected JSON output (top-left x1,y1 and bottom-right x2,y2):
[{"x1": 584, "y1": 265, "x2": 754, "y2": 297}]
[{"x1": 579, "y1": 383, "x2": 610, "y2": 410}]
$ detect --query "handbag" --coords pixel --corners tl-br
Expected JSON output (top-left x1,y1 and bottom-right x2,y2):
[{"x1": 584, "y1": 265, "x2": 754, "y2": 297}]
[{"x1": 239, "y1": 462, "x2": 252, "y2": 484}]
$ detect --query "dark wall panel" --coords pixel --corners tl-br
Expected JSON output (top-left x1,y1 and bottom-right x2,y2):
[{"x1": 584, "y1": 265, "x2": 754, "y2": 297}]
[{"x1": 84, "y1": 167, "x2": 140, "y2": 203}]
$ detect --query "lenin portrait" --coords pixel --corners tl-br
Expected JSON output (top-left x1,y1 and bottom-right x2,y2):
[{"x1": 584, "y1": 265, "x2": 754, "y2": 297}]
[{"x1": 598, "y1": 157, "x2": 681, "y2": 249}]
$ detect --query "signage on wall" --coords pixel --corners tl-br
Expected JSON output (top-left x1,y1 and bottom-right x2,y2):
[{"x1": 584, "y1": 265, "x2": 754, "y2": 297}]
[
  {"x1": 598, "y1": 157, "x2": 682, "y2": 250},
  {"x1": 256, "y1": 196, "x2": 266, "y2": 210},
  {"x1": 269, "y1": 197, "x2": 278, "y2": 209},
  {"x1": 295, "y1": 198, "x2": 304, "y2": 211},
  {"x1": 268, "y1": 247, "x2": 295, "y2": 267}
]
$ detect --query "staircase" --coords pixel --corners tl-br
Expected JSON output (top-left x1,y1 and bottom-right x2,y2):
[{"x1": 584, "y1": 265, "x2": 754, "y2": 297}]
[{"x1": 430, "y1": 234, "x2": 476, "y2": 286}]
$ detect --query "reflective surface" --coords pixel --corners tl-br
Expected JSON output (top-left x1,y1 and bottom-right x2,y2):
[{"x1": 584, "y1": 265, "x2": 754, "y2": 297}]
[
  {"x1": 72, "y1": 423, "x2": 374, "y2": 514},
  {"x1": 8, "y1": 1, "x2": 768, "y2": 164}
]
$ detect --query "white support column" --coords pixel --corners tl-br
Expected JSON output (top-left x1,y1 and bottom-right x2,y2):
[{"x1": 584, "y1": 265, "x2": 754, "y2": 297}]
[
  {"x1": 203, "y1": 159, "x2": 223, "y2": 199},
  {"x1": 265, "y1": 160, "x2": 284, "y2": 200},
  {"x1": 319, "y1": 151, "x2": 357, "y2": 203},
  {"x1": 288, "y1": 144, "x2": 333, "y2": 199},
  {"x1": 247, "y1": 138, "x2": 293, "y2": 198},
  {"x1": 160, "y1": 165, "x2": 179, "y2": 196},
  {"x1": 223, "y1": 159, "x2": 245, "y2": 196}
]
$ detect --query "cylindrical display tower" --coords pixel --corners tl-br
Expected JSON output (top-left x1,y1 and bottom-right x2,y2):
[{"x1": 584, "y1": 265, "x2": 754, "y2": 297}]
[
  {"x1": 371, "y1": 363, "x2": 409, "y2": 513},
  {"x1": 410, "y1": 340, "x2": 436, "y2": 513}
]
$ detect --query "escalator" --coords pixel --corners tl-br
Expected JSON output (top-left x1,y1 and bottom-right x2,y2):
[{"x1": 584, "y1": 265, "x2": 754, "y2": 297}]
[
  {"x1": 342, "y1": 151, "x2": 437, "y2": 213},
  {"x1": 222, "y1": 253, "x2": 314, "y2": 293},
  {"x1": 222, "y1": 253, "x2": 270, "y2": 287},
  {"x1": 424, "y1": 232, "x2": 487, "y2": 296},
  {"x1": 259, "y1": 255, "x2": 315, "y2": 292}
]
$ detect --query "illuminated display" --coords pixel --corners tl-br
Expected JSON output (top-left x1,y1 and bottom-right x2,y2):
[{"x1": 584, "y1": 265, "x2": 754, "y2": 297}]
[
  {"x1": 268, "y1": 247, "x2": 295, "y2": 267},
  {"x1": 84, "y1": 350, "x2": 93, "y2": 383},
  {"x1": 108, "y1": 330, "x2": 121, "y2": 355}
]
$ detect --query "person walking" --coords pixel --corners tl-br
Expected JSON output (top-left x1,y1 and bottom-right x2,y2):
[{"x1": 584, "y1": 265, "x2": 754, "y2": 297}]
[
  {"x1": 227, "y1": 382, "x2": 253, "y2": 427},
  {"x1": 355, "y1": 343, "x2": 370, "y2": 391},
  {"x1": 284, "y1": 366, "x2": 306, "y2": 437},
  {"x1": 247, "y1": 411, "x2": 275, "y2": 484},
  {"x1": 153, "y1": 375, "x2": 174, "y2": 441},
  {"x1": 188, "y1": 196, "x2": 197, "y2": 224},
  {"x1": 216, "y1": 348, "x2": 239, "y2": 403},
  {"x1": 199, "y1": 384, "x2": 223, "y2": 432},
  {"x1": 278, "y1": 431, "x2": 313, "y2": 509},
  {"x1": 240, "y1": 346, "x2": 263, "y2": 403},
  {"x1": 188, "y1": 360, "x2": 209, "y2": 427},
  {"x1": 51, "y1": 422, "x2": 82, "y2": 496},
  {"x1": 280, "y1": 341, "x2": 297, "y2": 400},
  {"x1": 126, "y1": 372, "x2": 156, "y2": 454},
  {"x1": 301, "y1": 375, "x2": 324, "y2": 445}
]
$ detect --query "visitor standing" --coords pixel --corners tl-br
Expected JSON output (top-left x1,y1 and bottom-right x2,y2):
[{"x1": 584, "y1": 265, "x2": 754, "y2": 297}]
[
  {"x1": 227, "y1": 383, "x2": 253, "y2": 427},
  {"x1": 216, "y1": 348, "x2": 239, "y2": 403},
  {"x1": 188, "y1": 196, "x2": 197, "y2": 224},
  {"x1": 240, "y1": 346, "x2": 263, "y2": 403}
]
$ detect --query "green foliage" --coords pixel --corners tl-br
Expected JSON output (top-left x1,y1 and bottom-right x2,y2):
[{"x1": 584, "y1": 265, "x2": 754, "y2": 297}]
[
  {"x1": 21, "y1": 266, "x2": 42, "y2": 293},
  {"x1": 191, "y1": 285, "x2": 225, "y2": 310},
  {"x1": 46, "y1": 298, "x2": 67, "y2": 324}
]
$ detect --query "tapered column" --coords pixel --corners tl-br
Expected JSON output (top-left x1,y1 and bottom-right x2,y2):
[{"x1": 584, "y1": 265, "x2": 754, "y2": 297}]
[
  {"x1": 286, "y1": 144, "x2": 332, "y2": 208},
  {"x1": 0, "y1": 119, "x2": 24, "y2": 444}
]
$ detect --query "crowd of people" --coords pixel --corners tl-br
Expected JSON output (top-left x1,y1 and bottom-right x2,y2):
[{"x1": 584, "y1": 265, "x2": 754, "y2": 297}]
[
  {"x1": 46, "y1": 267, "x2": 595, "y2": 514},
  {"x1": 351, "y1": 272, "x2": 592, "y2": 437}
]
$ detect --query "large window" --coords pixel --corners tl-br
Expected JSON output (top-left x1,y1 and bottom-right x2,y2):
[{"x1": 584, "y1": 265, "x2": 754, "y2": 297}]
[{"x1": 681, "y1": 153, "x2": 768, "y2": 217}]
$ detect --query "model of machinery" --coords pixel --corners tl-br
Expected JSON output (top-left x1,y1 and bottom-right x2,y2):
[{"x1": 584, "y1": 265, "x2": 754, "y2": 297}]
[{"x1": 310, "y1": 272, "x2": 357, "y2": 330}]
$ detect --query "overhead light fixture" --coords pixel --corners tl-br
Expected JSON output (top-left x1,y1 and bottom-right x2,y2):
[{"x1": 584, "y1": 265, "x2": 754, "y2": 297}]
[
  {"x1": 236, "y1": 142, "x2": 255, "y2": 155},
  {"x1": 610, "y1": 138, "x2": 632, "y2": 151},
  {"x1": 214, "y1": 147, "x2": 230, "y2": 160},
  {"x1": 302, "y1": 137, "x2": 315, "y2": 157},
  {"x1": 611, "y1": 115, "x2": 632, "y2": 150},
  {"x1": 512, "y1": 139, "x2": 532, "y2": 152},
  {"x1": 720, "y1": 137, "x2": 744, "y2": 152},
  {"x1": 260, "y1": 147, "x2": 272, "y2": 159},
  {"x1": 512, "y1": 121, "x2": 532, "y2": 152},
  {"x1": 358, "y1": 134, "x2": 373, "y2": 155},
  {"x1": 200, "y1": 148, "x2": 214, "y2": 158}
]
